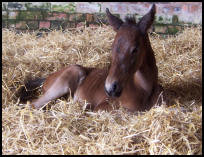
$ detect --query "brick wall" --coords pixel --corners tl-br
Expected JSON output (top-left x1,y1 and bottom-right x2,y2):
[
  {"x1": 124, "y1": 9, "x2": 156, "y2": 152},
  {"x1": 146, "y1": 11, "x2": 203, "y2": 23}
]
[{"x1": 2, "y1": 2, "x2": 202, "y2": 35}]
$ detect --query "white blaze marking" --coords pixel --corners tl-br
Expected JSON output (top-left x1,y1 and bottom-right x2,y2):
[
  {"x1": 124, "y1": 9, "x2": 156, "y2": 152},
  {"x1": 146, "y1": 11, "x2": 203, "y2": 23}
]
[{"x1": 105, "y1": 79, "x2": 112, "y2": 92}]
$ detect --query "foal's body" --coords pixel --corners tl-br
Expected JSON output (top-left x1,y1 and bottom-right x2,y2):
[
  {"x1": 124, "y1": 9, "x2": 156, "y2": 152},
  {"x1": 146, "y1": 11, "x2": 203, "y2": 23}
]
[
  {"x1": 21, "y1": 4, "x2": 162, "y2": 112},
  {"x1": 34, "y1": 44, "x2": 159, "y2": 111}
]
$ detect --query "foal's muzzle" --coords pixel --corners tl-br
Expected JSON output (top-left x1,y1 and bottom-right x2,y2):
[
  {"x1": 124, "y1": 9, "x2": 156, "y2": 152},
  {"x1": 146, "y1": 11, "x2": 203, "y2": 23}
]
[{"x1": 105, "y1": 81, "x2": 122, "y2": 97}]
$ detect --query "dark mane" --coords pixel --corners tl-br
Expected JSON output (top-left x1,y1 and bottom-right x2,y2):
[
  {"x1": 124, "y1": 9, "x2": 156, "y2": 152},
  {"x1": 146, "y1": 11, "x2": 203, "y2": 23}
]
[{"x1": 124, "y1": 16, "x2": 136, "y2": 24}]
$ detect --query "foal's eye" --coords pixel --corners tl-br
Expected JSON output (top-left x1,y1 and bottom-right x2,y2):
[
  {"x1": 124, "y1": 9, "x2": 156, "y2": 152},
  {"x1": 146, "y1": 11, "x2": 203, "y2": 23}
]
[{"x1": 131, "y1": 47, "x2": 138, "y2": 55}]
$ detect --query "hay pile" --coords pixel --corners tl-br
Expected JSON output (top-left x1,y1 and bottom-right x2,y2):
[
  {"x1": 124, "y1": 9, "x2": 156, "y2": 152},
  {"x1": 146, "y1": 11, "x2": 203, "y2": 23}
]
[{"x1": 2, "y1": 25, "x2": 202, "y2": 155}]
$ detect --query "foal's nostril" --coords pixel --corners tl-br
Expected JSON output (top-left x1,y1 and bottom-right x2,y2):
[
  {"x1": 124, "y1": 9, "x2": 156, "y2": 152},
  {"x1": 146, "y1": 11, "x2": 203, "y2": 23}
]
[
  {"x1": 105, "y1": 81, "x2": 122, "y2": 97},
  {"x1": 112, "y1": 81, "x2": 118, "y2": 91}
]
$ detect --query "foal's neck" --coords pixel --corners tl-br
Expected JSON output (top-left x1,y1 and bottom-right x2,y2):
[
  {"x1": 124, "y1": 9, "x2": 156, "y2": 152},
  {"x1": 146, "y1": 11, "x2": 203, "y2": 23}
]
[
  {"x1": 139, "y1": 35, "x2": 157, "y2": 73},
  {"x1": 132, "y1": 36, "x2": 157, "y2": 95}
]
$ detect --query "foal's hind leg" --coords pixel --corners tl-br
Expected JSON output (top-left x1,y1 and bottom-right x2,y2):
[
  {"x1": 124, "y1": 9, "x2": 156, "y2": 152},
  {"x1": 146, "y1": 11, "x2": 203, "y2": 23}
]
[{"x1": 31, "y1": 65, "x2": 87, "y2": 109}]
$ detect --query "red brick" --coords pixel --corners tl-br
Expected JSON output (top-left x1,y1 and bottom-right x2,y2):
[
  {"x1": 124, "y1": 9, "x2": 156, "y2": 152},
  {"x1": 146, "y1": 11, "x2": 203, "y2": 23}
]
[
  {"x1": 56, "y1": 13, "x2": 67, "y2": 19},
  {"x1": 189, "y1": 5, "x2": 199, "y2": 13},
  {"x1": 46, "y1": 13, "x2": 67, "y2": 20},
  {"x1": 182, "y1": 4, "x2": 189, "y2": 12},
  {"x1": 86, "y1": 14, "x2": 94, "y2": 22},
  {"x1": 16, "y1": 21, "x2": 27, "y2": 29},
  {"x1": 39, "y1": 21, "x2": 50, "y2": 29}
]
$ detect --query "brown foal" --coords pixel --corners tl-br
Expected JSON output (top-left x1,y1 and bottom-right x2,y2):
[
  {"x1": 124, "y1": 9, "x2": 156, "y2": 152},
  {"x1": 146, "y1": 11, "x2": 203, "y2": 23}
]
[{"x1": 20, "y1": 4, "x2": 163, "y2": 112}]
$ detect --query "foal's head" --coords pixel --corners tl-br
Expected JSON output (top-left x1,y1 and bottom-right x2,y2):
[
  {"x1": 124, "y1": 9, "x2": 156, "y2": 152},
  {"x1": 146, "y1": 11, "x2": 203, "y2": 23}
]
[{"x1": 105, "y1": 4, "x2": 156, "y2": 97}]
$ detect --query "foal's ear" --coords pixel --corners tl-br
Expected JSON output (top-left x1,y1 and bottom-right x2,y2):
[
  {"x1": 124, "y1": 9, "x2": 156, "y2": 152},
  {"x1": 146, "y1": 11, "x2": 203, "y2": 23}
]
[
  {"x1": 106, "y1": 8, "x2": 123, "y2": 32},
  {"x1": 137, "y1": 4, "x2": 156, "y2": 34}
]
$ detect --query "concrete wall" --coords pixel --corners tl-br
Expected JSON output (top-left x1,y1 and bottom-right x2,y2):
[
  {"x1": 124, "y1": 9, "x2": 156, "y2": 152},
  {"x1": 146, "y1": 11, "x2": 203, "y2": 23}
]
[{"x1": 2, "y1": 2, "x2": 202, "y2": 35}]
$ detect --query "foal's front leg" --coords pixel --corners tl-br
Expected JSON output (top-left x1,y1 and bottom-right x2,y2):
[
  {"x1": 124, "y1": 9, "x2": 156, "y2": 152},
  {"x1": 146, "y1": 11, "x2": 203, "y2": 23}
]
[
  {"x1": 147, "y1": 84, "x2": 166, "y2": 109},
  {"x1": 31, "y1": 65, "x2": 87, "y2": 109},
  {"x1": 93, "y1": 100, "x2": 119, "y2": 112}
]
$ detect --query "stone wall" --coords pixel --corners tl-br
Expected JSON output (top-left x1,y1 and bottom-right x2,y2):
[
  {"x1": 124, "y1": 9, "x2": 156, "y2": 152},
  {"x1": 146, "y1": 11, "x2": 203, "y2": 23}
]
[{"x1": 2, "y1": 2, "x2": 202, "y2": 35}]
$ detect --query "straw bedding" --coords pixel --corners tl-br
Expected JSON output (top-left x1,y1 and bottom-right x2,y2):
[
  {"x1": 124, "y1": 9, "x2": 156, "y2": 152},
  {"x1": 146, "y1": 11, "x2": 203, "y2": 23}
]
[{"x1": 2, "y1": 25, "x2": 202, "y2": 155}]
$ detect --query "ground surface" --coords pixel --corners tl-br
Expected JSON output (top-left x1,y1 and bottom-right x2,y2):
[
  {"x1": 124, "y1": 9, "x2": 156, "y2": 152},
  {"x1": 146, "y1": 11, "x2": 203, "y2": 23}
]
[{"x1": 2, "y1": 26, "x2": 202, "y2": 155}]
